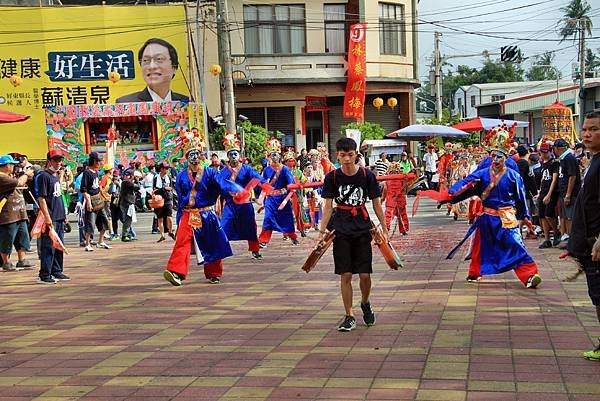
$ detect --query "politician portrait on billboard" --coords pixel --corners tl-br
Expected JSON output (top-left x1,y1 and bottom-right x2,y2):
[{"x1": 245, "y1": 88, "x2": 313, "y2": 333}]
[{"x1": 116, "y1": 38, "x2": 188, "y2": 103}]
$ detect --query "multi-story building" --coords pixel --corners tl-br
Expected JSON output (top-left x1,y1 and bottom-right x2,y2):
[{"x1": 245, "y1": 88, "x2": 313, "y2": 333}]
[{"x1": 218, "y1": 0, "x2": 419, "y2": 152}]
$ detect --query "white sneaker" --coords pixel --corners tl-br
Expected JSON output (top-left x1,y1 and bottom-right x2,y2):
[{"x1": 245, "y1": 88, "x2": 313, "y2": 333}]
[
  {"x1": 98, "y1": 242, "x2": 112, "y2": 249},
  {"x1": 560, "y1": 234, "x2": 570, "y2": 241},
  {"x1": 84, "y1": 245, "x2": 94, "y2": 252}
]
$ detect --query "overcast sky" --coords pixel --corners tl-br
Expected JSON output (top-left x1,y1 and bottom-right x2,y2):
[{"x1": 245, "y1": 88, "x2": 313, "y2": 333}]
[{"x1": 417, "y1": 0, "x2": 600, "y2": 81}]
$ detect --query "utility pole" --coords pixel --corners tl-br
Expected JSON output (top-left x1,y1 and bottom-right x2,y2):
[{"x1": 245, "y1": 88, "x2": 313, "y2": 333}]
[
  {"x1": 216, "y1": 0, "x2": 237, "y2": 137},
  {"x1": 578, "y1": 18, "x2": 586, "y2": 128},
  {"x1": 434, "y1": 32, "x2": 443, "y2": 122}
]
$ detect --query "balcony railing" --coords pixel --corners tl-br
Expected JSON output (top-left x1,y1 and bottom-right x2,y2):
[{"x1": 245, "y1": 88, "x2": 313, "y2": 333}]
[{"x1": 231, "y1": 53, "x2": 347, "y2": 82}]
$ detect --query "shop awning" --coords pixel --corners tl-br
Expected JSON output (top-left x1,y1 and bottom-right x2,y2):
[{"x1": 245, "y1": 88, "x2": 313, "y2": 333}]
[{"x1": 452, "y1": 117, "x2": 529, "y2": 132}]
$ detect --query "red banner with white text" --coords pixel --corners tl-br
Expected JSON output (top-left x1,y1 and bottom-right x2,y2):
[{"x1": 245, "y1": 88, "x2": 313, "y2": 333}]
[{"x1": 343, "y1": 23, "x2": 367, "y2": 120}]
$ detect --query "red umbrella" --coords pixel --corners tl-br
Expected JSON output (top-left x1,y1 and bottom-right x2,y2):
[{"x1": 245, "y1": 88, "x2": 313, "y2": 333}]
[{"x1": 0, "y1": 108, "x2": 30, "y2": 124}]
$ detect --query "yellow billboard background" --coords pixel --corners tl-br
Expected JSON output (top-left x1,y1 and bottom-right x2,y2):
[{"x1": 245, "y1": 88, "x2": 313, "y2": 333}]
[{"x1": 0, "y1": 5, "x2": 189, "y2": 159}]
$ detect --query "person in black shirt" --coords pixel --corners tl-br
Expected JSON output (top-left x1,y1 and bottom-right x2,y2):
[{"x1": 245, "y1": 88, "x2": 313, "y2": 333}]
[
  {"x1": 319, "y1": 137, "x2": 388, "y2": 332},
  {"x1": 568, "y1": 112, "x2": 600, "y2": 361},
  {"x1": 554, "y1": 138, "x2": 581, "y2": 242},
  {"x1": 537, "y1": 143, "x2": 560, "y2": 248},
  {"x1": 80, "y1": 152, "x2": 112, "y2": 252},
  {"x1": 37, "y1": 150, "x2": 69, "y2": 284}
]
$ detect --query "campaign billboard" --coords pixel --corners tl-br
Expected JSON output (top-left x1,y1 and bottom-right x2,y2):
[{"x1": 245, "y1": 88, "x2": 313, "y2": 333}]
[{"x1": 0, "y1": 5, "x2": 190, "y2": 159}]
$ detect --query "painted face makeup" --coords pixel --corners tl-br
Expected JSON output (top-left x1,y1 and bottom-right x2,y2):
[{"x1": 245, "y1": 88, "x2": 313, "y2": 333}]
[
  {"x1": 228, "y1": 150, "x2": 240, "y2": 162},
  {"x1": 188, "y1": 150, "x2": 200, "y2": 165}
]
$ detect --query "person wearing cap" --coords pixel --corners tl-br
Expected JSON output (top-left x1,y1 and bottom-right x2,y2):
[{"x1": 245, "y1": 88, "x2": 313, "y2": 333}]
[
  {"x1": 423, "y1": 144, "x2": 439, "y2": 190},
  {"x1": 218, "y1": 135, "x2": 269, "y2": 260},
  {"x1": 516, "y1": 145, "x2": 538, "y2": 239},
  {"x1": 568, "y1": 111, "x2": 600, "y2": 360},
  {"x1": 398, "y1": 152, "x2": 414, "y2": 174},
  {"x1": 36, "y1": 150, "x2": 70, "y2": 283},
  {"x1": 537, "y1": 143, "x2": 560, "y2": 248},
  {"x1": 0, "y1": 154, "x2": 34, "y2": 272},
  {"x1": 439, "y1": 124, "x2": 542, "y2": 288},
  {"x1": 554, "y1": 138, "x2": 581, "y2": 244},
  {"x1": 80, "y1": 152, "x2": 112, "y2": 252},
  {"x1": 162, "y1": 129, "x2": 243, "y2": 286}
]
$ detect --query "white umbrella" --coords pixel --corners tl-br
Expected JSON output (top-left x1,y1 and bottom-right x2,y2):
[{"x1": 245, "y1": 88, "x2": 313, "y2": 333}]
[{"x1": 387, "y1": 124, "x2": 470, "y2": 138}]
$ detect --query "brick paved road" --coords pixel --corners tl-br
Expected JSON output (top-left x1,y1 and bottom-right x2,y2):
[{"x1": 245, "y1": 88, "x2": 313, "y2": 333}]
[{"x1": 1, "y1": 199, "x2": 600, "y2": 401}]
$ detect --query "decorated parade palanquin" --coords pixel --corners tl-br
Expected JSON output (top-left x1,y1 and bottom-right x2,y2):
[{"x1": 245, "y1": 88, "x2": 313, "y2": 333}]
[
  {"x1": 45, "y1": 101, "x2": 205, "y2": 169},
  {"x1": 541, "y1": 100, "x2": 577, "y2": 145}
]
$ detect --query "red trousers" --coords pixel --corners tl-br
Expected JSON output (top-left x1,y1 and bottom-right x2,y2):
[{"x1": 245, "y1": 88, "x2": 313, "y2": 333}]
[
  {"x1": 166, "y1": 212, "x2": 223, "y2": 280},
  {"x1": 248, "y1": 240, "x2": 260, "y2": 252},
  {"x1": 385, "y1": 195, "x2": 409, "y2": 233},
  {"x1": 468, "y1": 230, "x2": 538, "y2": 286},
  {"x1": 258, "y1": 229, "x2": 297, "y2": 243}
]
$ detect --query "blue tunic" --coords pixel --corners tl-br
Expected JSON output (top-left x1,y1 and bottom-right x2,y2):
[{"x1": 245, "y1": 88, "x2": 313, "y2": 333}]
[
  {"x1": 261, "y1": 165, "x2": 296, "y2": 233},
  {"x1": 448, "y1": 165, "x2": 534, "y2": 275},
  {"x1": 219, "y1": 164, "x2": 265, "y2": 241},
  {"x1": 175, "y1": 167, "x2": 242, "y2": 264}
]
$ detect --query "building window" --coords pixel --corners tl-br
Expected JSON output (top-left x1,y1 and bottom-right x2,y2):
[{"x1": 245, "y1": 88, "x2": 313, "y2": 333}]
[
  {"x1": 470, "y1": 95, "x2": 476, "y2": 107},
  {"x1": 457, "y1": 98, "x2": 463, "y2": 116},
  {"x1": 324, "y1": 4, "x2": 346, "y2": 53},
  {"x1": 379, "y1": 2, "x2": 405, "y2": 55},
  {"x1": 491, "y1": 94, "x2": 506, "y2": 102},
  {"x1": 243, "y1": 4, "x2": 306, "y2": 54}
]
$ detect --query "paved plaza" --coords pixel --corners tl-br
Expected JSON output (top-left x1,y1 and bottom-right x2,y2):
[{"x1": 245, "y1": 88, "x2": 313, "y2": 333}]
[{"x1": 1, "y1": 200, "x2": 600, "y2": 401}]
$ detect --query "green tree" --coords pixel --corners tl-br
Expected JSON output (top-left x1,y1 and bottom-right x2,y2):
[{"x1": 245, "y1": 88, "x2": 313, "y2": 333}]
[
  {"x1": 526, "y1": 51, "x2": 562, "y2": 81},
  {"x1": 559, "y1": 0, "x2": 593, "y2": 42},
  {"x1": 340, "y1": 121, "x2": 386, "y2": 141},
  {"x1": 585, "y1": 48, "x2": 600, "y2": 73},
  {"x1": 208, "y1": 121, "x2": 283, "y2": 168},
  {"x1": 420, "y1": 109, "x2": 479, "y2": 146}
]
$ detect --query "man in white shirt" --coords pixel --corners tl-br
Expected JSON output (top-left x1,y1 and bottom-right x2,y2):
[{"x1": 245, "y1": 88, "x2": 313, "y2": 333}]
[{"x1": 423, "y1": 145, "x2": 439, "y2": 190}]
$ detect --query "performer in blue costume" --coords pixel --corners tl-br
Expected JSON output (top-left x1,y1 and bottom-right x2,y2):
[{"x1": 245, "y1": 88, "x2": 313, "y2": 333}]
[
  {"x1": 258, "y1": 138, "x2": 299, "y2": 247},
  {"x1": 163, "y1": 129, "x2": 243, "y2": 286},
  {"x1": 219, "y1": 132, "x2": 268, "y2": 260},
  {"x1": 443, "y1": 123, "x2": 542, "y2": 288}
]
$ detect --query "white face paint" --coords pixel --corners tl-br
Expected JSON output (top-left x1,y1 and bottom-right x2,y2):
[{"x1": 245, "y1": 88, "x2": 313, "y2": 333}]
[
  {"x1": 228, "y1": 150, "x2": 240, "y2": 163},
  {"x1": 188, "y1": 150, "x2": 200, "y2": 165},
  {"x1": 271, "y1": 152, "x2": 281, "y2": 163}
]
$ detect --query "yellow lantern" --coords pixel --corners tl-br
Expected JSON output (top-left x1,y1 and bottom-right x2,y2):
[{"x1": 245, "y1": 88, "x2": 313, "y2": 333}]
[
  {"x1": 9, "y1": 74, "x2": 22, "y2": 87},
  {"x1": 210, "y1": 64, "x2": 222, "y2": 76},
  {"x1": 372, "y1": 97, "x2": 384, "y2": 110},
  {"x1": 108, "y1": 71, "x2": 121, "y2": 84},
  {"x1": 387, "y1": 97, "x2": 398, "y2": 109}
]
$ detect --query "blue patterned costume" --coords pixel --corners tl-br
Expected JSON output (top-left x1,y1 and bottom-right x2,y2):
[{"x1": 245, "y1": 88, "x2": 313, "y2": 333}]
[{"x1": 219, "y1": 164, "x2": 265, "y2": 242}]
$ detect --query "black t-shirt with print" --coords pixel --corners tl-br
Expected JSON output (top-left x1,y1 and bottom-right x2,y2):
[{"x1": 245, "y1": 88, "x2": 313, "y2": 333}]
[
  {"x1": 558, "y1": 152, "x2": 581, "y2": 197},
  {"x1": 538, "y1": 159, "x2": 560, "y2": 198},
  {"x1": 322, "y1": 167, "x2": 381, "y2": 237},
  {"x1": 80, "y1": 169, "x2": 100, "y2": 196},
  {"x1": 37, "y1": 170, "x2": 66, "y2": 222}
]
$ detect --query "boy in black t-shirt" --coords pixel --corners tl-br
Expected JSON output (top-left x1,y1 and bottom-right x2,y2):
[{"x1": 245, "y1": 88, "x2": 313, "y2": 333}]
[
  {"x1": 537, "y1": 143, "x2": 560, "y2": 248},
  {"x1": 319, "y1": 138, "x2": 389, "y2": 332}
]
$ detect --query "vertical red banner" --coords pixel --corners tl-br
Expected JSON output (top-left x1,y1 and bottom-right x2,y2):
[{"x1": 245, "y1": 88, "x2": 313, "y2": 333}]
[{"x1": 343, "y1": 23, "x2": 367, "y2": 120}]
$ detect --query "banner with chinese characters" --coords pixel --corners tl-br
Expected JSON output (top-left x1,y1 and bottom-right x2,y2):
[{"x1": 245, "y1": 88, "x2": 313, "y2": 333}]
[
  {"x1": 343, "y1": 23, "x2": 367, "y2": 120},
  {"x1": 0, "y1": 5, "x2": 189, "y2": 159}
]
